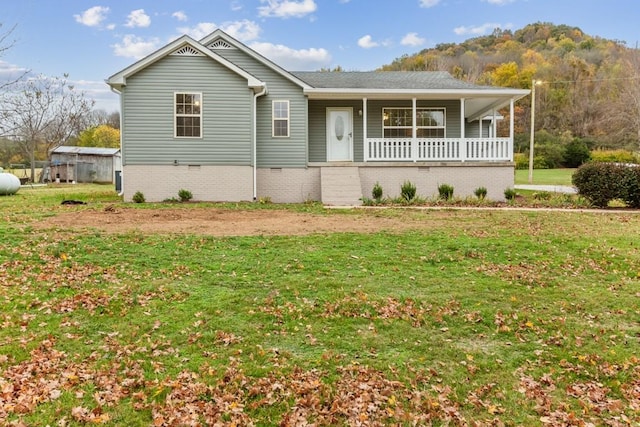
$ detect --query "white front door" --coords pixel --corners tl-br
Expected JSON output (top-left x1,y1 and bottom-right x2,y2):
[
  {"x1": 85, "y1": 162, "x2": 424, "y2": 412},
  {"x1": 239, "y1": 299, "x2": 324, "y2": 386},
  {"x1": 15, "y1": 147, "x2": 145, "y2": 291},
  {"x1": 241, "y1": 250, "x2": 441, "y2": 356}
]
[{"x1": 326, "y1": 108, "x2": 353, "y2": 161}]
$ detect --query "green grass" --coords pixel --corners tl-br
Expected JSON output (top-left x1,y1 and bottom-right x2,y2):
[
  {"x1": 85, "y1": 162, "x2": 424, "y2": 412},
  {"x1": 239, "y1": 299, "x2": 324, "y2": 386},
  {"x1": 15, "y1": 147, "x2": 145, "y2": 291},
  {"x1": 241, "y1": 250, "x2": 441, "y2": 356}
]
[
  {"x1": 515, "y1": 168, "x2": 575, "y2": 185},
  {"x1": 1, "y1": 185, "x2": 639, "y2": 425}
]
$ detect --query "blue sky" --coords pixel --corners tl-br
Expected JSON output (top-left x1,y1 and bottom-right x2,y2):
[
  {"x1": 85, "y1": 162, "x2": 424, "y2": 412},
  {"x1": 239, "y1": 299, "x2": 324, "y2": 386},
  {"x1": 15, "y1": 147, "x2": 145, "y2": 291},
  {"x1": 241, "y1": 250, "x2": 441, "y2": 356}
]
[{"x1": 2, "y1": 0, "x2": 638, "y2": 112}]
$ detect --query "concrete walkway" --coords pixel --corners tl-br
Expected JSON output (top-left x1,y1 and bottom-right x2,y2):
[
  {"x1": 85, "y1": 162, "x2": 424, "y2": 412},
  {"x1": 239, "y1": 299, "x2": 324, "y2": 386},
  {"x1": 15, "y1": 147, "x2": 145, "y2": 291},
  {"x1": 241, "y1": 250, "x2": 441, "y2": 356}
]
[{"x1": 515, "y1": 184, "x2": 577, "y2": 194}]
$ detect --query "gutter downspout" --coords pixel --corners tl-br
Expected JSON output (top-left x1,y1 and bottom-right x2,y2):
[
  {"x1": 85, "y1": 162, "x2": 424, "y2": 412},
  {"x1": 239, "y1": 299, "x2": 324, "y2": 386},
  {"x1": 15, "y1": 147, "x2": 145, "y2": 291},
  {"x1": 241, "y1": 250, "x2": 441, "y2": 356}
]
[
  {"x1": 253, "y1": 86, "x2": 268, "y2": 201},
  {"x1": 109, "y1": 85, "x2": 125, "y2": 197}
]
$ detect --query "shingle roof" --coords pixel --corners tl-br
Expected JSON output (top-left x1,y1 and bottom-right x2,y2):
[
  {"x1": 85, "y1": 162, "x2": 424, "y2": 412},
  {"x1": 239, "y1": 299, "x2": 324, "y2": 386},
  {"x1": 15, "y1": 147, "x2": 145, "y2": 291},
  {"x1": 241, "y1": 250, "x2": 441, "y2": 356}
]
[{"x1": 290, "y1": 71, "x2": 495, "y2": 90}]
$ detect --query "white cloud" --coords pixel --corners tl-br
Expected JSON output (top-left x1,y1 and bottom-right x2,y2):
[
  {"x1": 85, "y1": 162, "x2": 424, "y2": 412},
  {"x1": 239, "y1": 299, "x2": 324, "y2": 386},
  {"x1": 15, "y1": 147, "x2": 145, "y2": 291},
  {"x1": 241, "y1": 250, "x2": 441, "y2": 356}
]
[
  {"x1": 125, "y1": 9, "x2": 151, "y2": 28},
  {"x1": 231, "y1": 1, "x2": 243, "y2": 11},
  {"x1": 258, "y1": 0, "x2": 317, "y2": 18},
  {"x1": 221, "y1": 20, "x2": 261, "y2": 42},
  {"x1": 71, "y1": 79, "x2": 120, "y2": 111},
  {"x1": 401, "y1": 32, "x2": 425, "y2": 47},
  {"x1": 177, "y1": 22, "x2": 218, "y2": 40},
  {"x1": 74, "y1": 6, "x2": 110, "y2": 27},
  {"x1": 112, "y1": 35, "x2": 160, "y2": 59},
  {"x1": 178, "y1": 20, "x2": 261, "y2": 42},
  {"x1": 419, "y1": 0, "x2": 440, "y2": 8},
  {"x1": 483, "y1": 0, "x2": 515, "y2": 4},
  {"x1": 454, "y1": 22, "x2": 502, "y2": 36},
  {"x1": 357, "y1": 35, "x2": 378, "y2": 49},
  {"x1": 249, "y1": 42, "x2": 331, "y2": 70},
  {"x1": 178, "y1": 22, "x2": 218, "y2": 40},
  {"x1": 0, "y1": 60, "x2": 30, "y2": 83},
  {"x1": 172, "y1": 11, "x2": 188, "y2": 22}
]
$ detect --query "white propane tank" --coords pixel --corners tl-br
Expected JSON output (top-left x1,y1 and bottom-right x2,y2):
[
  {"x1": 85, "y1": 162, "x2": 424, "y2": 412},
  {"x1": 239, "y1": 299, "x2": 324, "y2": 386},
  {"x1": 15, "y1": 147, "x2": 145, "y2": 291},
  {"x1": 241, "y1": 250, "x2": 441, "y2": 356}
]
[{"x1": 0, "y1": 168, "x2": 21, "y2": 195}]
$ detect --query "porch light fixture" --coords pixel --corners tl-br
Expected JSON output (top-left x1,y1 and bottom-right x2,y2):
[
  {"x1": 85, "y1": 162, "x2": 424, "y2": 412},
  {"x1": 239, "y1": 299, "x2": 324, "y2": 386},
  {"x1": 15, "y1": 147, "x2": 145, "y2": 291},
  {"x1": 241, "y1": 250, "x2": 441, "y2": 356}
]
[
  {"x1": 358, "y1": 109, "x2": 362, "y2": 116},
  {"x1": 528, "y1": 79, "x2": 543, "y2": 184}
]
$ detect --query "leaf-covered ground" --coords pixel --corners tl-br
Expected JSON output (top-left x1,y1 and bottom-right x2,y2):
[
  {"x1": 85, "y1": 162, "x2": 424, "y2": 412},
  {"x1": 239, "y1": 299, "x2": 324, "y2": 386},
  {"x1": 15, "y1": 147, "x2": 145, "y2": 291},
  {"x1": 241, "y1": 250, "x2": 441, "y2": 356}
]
[{"x1": 1, "y1": 189, "x2": 639, "y2": 426}]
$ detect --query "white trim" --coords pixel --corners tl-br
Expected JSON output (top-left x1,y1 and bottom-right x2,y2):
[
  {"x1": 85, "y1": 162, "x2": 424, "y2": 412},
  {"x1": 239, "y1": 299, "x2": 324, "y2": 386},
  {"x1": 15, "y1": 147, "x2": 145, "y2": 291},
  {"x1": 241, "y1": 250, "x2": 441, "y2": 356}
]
[
  {"x1": 326, "y1": 107, "x2": 354, "y2": 162},
  {"x1": 382, "y1": 107, "x2": 446, "y2": 138},
  {"x1": 272, "y1": 100, "x2": 290, "y2": 138},
  {"x1": 107, "y1": 35, "x2": 264, "y2": 91},
  {"x1": 174, "y1": 92, "x2": 203, "y2": 139},
  {"x1": 199, "y1": 30, "x2": 312, "y2": 90}
]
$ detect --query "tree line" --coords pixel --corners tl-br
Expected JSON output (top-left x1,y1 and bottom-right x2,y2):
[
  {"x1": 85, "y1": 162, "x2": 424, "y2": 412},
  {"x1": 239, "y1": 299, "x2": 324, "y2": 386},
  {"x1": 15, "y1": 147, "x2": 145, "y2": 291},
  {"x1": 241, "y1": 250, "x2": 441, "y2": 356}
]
[
  {"x1": 381, "y1": 22, "x2": 640, "y2": 153},
  {"x1": 0, "y1": 24, "x2": 119, "y2": 181}
]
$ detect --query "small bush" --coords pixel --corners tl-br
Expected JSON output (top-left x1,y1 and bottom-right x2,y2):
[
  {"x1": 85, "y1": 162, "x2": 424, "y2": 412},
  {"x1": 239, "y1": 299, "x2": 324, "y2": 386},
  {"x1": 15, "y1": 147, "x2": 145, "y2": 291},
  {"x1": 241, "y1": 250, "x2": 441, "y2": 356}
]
[
  {"x1": 514, "y1": 153, "x2": 528, "y2": 170},
  {"x1": 400, "y1": 180, "x2": 417, "y2": 202},
  {"x1": 533, "y1": 191, "x2": 552, "y2": 200},
  {"x1": 438, "y1": 183, "x2": 454, "y2": 200},
  {"x1": 590, "y1": 149, "x2": 639, "y2": 164},
  {"x1": 132, "y1": 191, "x2": 145, "y2": 203},
  {"x1": 178, "y1": 189, "x2": 193, "y2": 202},
  {"x1": 474, "y1": 186, "x2": 487, "y2": 200},
  {"x1": 504, "y1": 188, "x2": 517, "y2": 201},
  {"x1": 618, "y1": 166, "x2": 640, "y2": 208},
  {"x1": 259, "y1": 196, "x2": 272, "y2": 204},
  {"x1": 563, "y1": 139, "x2": 591, "y2": 168},
  {"x1": 572, "y1": 162, "x2": 624, "y2": 207},
  {"x1": 372, "y1": 182, "x2": 383, "y2": 201}
]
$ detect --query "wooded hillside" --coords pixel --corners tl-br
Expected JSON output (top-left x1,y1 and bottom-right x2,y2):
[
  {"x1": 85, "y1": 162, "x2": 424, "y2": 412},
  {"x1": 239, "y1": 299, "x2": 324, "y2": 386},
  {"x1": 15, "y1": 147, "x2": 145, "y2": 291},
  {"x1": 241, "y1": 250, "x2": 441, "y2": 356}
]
[{"x1": 381, "y1": 23, "x2": 640, "y2": 150}]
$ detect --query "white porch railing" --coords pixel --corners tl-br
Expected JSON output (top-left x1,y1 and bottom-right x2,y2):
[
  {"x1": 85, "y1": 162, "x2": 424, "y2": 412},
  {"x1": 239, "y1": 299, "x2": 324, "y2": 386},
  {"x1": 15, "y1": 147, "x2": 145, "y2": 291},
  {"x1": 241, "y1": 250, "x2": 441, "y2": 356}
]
[{"x1": 365, "y1": 137, "x2": 512, "y2": 162}]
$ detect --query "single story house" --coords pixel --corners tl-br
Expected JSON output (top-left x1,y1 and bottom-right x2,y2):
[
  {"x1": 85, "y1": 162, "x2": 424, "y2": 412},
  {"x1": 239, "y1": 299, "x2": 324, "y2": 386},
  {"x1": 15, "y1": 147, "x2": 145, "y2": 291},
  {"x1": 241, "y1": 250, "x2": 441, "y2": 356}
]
[
  {"x1": 107, "y1": 30, "x2": 529, "y2": 204},
  {"x1": 49, "y1": 146, "x2": 121, "y2": 184}
]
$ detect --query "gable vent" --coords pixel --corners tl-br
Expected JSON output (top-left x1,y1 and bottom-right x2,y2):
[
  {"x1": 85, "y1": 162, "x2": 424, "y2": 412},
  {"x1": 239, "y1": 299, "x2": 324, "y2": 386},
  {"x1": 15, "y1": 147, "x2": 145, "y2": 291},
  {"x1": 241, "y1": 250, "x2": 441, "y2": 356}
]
[
  {"x1": 208, "y1": 39, "x2": 234, "y2": 50},
  {"x1": 171, "y1": 45, "x2": 203, "y2": 56}
]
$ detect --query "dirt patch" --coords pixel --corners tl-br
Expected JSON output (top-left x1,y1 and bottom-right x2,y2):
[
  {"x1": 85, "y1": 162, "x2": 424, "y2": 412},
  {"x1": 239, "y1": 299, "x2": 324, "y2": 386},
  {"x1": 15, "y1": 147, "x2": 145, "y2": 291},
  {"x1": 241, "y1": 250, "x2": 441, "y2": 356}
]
[{"x1": 35, "y1": 205, "x2": 435, "y2": 236}]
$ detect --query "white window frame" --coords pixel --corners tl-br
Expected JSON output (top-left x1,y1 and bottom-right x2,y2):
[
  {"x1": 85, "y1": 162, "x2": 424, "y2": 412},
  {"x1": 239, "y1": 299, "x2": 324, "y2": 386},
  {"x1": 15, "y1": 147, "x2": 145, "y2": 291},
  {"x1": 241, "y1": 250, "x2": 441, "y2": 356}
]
[
  {"x1": 382, "y1": 107, "x2": 446, "y2": 138},
  {"x1": 174, "y1": 92, "x2": 203, "y2": 138},
  {"x1": 272, "y1": 100, "x2": 290, "y2": 138}
]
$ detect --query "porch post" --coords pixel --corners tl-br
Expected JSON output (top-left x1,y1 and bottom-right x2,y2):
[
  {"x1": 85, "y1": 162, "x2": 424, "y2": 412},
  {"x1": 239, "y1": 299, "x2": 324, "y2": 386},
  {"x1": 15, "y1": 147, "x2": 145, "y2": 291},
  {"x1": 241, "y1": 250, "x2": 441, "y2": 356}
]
[
  {"x1": 412, "y1": 97, "x2": 417, "y2": 162},
  {"x1": 509, "y1": 98, "x2": 514, "y2": 161},
  {"x1": 363, "y1": 97, "x2": 368, "y2": 162},
  {"x1": 460, "y1": 98, "x2": 466, "y2": 162}
]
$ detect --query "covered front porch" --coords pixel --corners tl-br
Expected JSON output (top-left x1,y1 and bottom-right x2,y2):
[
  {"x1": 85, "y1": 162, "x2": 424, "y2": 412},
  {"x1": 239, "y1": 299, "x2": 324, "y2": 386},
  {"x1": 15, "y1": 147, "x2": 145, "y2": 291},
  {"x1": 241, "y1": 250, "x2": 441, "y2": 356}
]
[
  {"x1": 302, "y1": 80, "x2": 528, "y2": 165},
  {"x1": 359, "y1": 96, "x2": 516, "y2": 162}
]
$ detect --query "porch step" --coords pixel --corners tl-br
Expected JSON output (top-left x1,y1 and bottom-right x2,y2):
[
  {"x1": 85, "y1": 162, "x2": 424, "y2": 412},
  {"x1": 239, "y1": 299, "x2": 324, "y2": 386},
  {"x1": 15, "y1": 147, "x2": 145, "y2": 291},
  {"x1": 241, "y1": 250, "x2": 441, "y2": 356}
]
[{"x1": 320, "y1": 167, "x2": 363, "y2": 206}]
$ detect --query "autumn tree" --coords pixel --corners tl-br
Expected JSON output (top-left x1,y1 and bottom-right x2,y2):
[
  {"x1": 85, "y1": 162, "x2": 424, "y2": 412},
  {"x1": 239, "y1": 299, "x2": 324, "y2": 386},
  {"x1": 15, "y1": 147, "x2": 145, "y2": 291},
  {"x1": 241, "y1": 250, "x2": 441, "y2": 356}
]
[
  {"x1": 0, "y1": 74, "x2": 94, "y2": 181},
  {"x1": 76, "y1": 124, "x2": 120, "y2": 148}
]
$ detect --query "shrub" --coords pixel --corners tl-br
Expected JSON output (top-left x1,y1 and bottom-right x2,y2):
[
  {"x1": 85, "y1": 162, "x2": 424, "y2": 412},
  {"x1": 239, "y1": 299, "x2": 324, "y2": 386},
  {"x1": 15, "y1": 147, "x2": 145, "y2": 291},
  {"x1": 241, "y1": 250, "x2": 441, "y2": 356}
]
[
  {"x1": 514, "y1": 153, "x2": 528, "y2": 170},
  {"x1": 438, "y1": 183, "x2": 454, "y2": 200},
  {"x1": 590, "y1": 149, "x2": 639, "y2": 164},
  {"x1": 533, "y1": 191, "x2": 552, "y2": 200},
  {"x1": 572, "y1": 162, "x2": 624, "y2": 207},
  {"x1": 178, "y1": 189, "x2": 193, "y2": 202},
  {"x1": 474, "y1": 186, "x2": 488, "y2": 200},
  {"x1": 618, "y1": 166, "x2": 640, "y2": 208},
  {"x1": 132, "y1": 191, "x2": 145, "y2": 203},
  {"x1": 563, "y1": 139, "x2": 591, "y2": 168},
  {"x1": 504, "y1": 188, "x2": 517, "y2": 201},
  {"x1": 400, "y1": 180, "x2": 416, "y2": 202},
  {"x1": 372, "y1": 182, "x2": 383, "y2": 201}
]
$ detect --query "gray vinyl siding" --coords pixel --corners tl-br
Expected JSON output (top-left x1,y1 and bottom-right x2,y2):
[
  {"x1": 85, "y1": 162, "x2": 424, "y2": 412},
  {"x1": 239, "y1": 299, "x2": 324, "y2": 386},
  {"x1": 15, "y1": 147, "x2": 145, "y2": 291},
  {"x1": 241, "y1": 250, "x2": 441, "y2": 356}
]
[
  {"x1": 121, "y1": 55, "x2": 253, "y2": 165},
  {"x1": 308, "y1": 100, "x2": 364, "y2": 162},
  {"x1": 366, "y1": 100, "x2": 462, "y2": 139},
  {"x1": 213, "y1": 48, "x2": 307, "y2": 168}
]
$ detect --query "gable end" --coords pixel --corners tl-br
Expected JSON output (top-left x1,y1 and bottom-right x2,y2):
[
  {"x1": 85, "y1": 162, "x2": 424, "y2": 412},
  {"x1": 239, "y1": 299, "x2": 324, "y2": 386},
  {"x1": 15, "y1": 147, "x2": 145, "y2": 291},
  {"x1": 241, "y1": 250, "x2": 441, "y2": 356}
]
[
  {"x1": 171, "y1": 45, "x2": 203, "y2": 56},
  {"x1": 208, "y1": 39, "x2": 235, "y2": 50}
]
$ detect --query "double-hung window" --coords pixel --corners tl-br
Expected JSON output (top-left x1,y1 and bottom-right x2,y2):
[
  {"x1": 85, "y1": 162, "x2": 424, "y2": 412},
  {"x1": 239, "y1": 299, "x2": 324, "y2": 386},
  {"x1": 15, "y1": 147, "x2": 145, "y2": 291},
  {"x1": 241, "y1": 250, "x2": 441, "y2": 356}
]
[
  {"x1": 175, "y1": 93, "x2": 202, "y2": 138},
  {"x1": 383, "y1": 107, "x2": 445, "y2": 138},
  {"x1": 272, "y1": 100, "x2": 289, "y2": 137}
]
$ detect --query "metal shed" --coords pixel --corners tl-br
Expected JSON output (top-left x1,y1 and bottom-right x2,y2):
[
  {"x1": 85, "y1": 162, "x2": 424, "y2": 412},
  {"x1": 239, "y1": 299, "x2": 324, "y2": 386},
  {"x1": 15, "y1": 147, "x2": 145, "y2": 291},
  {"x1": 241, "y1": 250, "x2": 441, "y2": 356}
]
[{"x1": 49, "y1": 146, "x2": 122, "y2": 184}]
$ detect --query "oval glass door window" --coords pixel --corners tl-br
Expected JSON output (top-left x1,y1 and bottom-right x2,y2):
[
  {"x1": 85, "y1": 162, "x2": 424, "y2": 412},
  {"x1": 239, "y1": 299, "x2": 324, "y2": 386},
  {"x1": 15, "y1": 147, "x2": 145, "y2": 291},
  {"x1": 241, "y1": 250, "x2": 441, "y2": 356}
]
[{"x1": 335, "y1": 116, "x2": 344, "y2": 141}]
